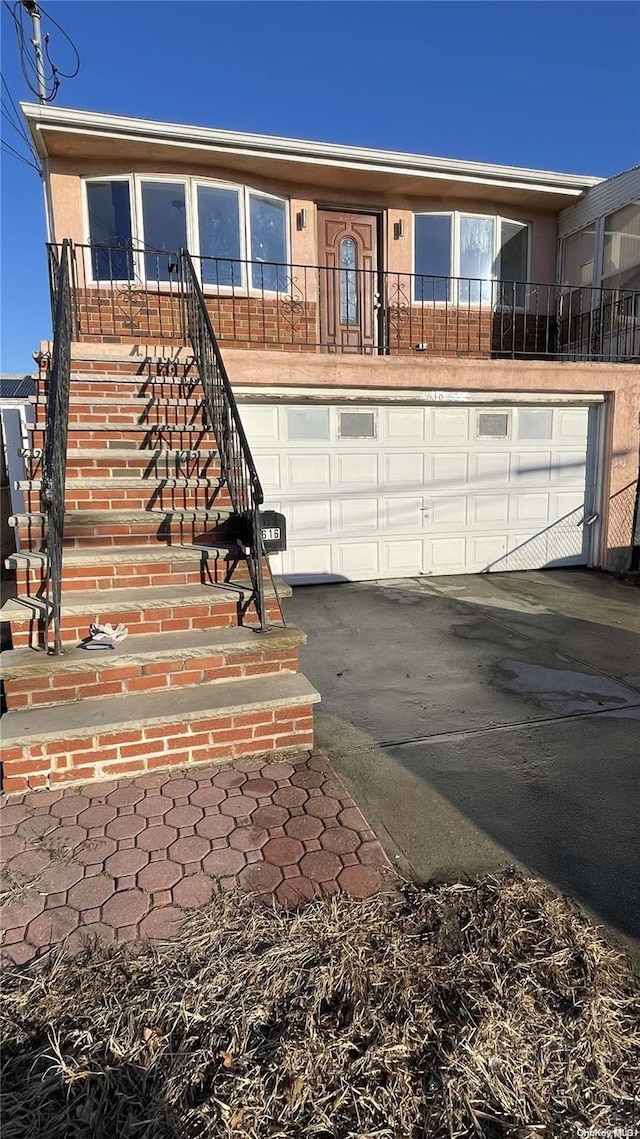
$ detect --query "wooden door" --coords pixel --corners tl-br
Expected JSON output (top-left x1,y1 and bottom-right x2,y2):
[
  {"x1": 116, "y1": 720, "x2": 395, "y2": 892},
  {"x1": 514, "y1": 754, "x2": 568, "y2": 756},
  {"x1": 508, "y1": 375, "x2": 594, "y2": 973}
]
[{"x1": 318, "y1": 211, "x2": 378, "y2": 352}]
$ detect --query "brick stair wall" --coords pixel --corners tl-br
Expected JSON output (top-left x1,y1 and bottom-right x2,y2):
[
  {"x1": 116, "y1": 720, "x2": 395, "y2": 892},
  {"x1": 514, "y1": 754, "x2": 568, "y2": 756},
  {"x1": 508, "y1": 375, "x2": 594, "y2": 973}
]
[{"x1": 0, "y1": 356, "x2": 319, "y2": 793}]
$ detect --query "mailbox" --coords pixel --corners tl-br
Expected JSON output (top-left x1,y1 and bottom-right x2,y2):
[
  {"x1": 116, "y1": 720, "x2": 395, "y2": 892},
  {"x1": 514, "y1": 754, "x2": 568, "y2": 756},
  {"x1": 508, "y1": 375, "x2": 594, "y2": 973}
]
[{"x1": 260, "y1": 510, "x2": 287, "y2": 553}]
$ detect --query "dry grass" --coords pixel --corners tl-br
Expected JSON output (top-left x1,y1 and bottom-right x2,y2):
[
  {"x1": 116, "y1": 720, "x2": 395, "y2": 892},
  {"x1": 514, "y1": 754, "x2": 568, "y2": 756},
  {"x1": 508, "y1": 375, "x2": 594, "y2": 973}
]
[{"x1": 1, "y1": 873, "x2": 639, "y2": 1138}]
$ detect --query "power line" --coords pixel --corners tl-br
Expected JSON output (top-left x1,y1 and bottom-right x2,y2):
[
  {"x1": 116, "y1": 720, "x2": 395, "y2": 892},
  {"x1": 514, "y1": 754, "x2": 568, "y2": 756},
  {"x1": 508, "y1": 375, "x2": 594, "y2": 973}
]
[
  {"x1": 38, "y1": 0, "x2": 80, "y2": 79},
  {"x1": 1, "y1": 137, "x2": 42, "y2": 173},
  {"x1": 0, "y1": 72, "x2": 41, "y2": 163},
  {"x1": 3, "y1": 1, "x2": 81, "y2": 104}
]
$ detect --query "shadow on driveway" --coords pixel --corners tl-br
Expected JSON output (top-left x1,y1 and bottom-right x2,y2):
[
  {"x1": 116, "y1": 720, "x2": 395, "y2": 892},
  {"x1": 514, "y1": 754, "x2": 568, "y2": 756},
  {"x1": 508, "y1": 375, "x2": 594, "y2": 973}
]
[{"x1": 285, "y1": 570, "x2": 640, "y2": 959}]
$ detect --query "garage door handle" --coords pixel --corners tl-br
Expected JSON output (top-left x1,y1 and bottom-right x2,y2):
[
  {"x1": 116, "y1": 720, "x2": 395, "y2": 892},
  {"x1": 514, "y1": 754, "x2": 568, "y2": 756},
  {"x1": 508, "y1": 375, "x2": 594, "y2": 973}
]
[{"x1": 578, "y1": 513, "x2": 598, "y2": 527}]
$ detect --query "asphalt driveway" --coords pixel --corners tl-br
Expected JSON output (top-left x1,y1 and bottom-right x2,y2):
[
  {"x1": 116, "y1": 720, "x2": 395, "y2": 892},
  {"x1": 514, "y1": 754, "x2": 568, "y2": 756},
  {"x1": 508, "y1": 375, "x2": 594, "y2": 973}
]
[{"x1": 284, "y1": 570, "x2": 640, "y2": 957}]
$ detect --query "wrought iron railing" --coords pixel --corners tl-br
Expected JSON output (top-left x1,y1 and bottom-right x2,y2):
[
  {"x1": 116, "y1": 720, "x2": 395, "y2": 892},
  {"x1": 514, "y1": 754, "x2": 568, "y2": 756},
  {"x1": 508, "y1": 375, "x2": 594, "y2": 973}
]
[
  {"x1": 179, "y1": 250, "x2": 282, "y2": 631},
  {"x1": 41, "y1": 239, "x2": 74, "y2": 654},
  {"x1": 48, "y1": 242, "x2": 640, "y2": 363}
]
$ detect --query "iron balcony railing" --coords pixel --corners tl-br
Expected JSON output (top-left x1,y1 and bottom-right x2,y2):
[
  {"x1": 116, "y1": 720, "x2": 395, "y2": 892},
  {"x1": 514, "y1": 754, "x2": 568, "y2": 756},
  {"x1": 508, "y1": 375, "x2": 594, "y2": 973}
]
[
  {"x1": 41, "y1": 239, "x2": 75, "y2": 654},
  {"x1": 179, "y1": 250, "x2": 283, "y2": 632},
  {"x1": 48, "y1": 242, "x2": 640, "y2": 363}
]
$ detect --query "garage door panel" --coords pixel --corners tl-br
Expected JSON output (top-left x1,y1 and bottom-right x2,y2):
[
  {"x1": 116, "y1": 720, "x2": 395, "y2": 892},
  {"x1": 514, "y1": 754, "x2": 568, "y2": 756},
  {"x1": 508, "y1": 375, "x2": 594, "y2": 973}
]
[
  {"x1": 337, "y1": 498, "x2": 378, "y2": 531},
  {"x1": 385, "y1": 407, "x2": 425, "y2": 441},
  {"x1": 288, "y1": 454, "x2": 331, "y2": 488},
  {"x1": 337, "y1": 453, "x2": 378, "y2": 486},
  {"x1": 473, "y1": 452, "x2": 511, "y2": 484},
  {"x1": 514, "y1": 451, "x2": 551, "y2": 483},
  {"x1": 384, "y1": 496, "x2": 424, "y2": 529},
  {"x1": 384, "y1": 539, "x2": 424, "y2": 575},
  {"x1": 385, "y1": 452, "x2": 423, "y2": 484},
  {"x1": 430, "y1": 496, "x2": 468, "y2": 527},
  {"x1": 472, "y1": 495, "x2": 510, "y2": 524},
  {"x1": 289, "y1": 499, "x2": 331, "y2": 536},
  {"x1": 336, "y1": 542, "x2": 380, "y2": 578},
  {"x1": 432, "y1": 407, "x2": 469, "y2": 439},
  {"x1": 430, "y1": 453, "x2": 468, "y2": 486},
  {"x1": 243, "y1": 400, "x2": 599, "y2": 582}
]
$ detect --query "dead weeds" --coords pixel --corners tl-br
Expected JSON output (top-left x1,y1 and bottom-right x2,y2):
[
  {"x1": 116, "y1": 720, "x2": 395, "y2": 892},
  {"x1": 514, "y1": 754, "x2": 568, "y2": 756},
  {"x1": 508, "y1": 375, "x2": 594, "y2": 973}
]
[{"x1": 1, "y1": 873, "x2": 638, "y2": 1138}]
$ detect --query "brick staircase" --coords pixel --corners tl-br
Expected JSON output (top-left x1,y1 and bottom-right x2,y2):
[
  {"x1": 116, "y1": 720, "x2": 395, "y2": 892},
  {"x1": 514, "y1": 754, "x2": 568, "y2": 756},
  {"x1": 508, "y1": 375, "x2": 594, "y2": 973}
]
[{"x1": 0, "y1": 358, "x2": 319, "y2": 794}]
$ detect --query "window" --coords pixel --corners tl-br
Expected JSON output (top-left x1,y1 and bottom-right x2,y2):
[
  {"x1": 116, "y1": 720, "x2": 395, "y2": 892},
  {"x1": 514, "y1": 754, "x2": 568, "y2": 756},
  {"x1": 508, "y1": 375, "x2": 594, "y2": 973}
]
[
  {"x1": 602, "y1": 200, "x2": 640, "y2": 294},
  {"x1": 477, "y1": 411, "x2": 509, "y2": 438},
  {"x1": 339, "y1": 410, "x2": 376, "y2": 438},
  {"x1": 562, "y1": 224, "x2": 596, "y2": 288},
  {"x1": 460, "y1": 216, "x2": 494, "y2": 304},
  {"x1": 249, "y1": 194, "x2": 287, "y2": 292},
  {"x1": 86, "y1": 180, "x2": 133, "y2": 281},
  {"x1": 197, "y1": 186, "x2": 242, "y2": 287},
  {"x1": 414, "y1": 214, "x2": 451, "y2": 301},
  {"x1": 140, "y1": 181, "x2": 186, "y2": 281},
  {"x1": 84, "y1": 176, "x2": 289, "y2": 289},
  {"x1": 414, "y1": 213, "x2": 530, "y2": 304},
  {"x1": 339, "y1": 237, "x2": 357, "y2": 324},
  {"x1": 286, "y1": 408, "x2": 330, "y2": 440}
]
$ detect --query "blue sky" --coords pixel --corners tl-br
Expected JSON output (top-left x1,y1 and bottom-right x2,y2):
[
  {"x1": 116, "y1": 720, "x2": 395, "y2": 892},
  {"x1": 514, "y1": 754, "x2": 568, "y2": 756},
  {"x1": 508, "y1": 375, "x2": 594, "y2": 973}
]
[{"x1": 1, "y1": 0, "x2": 639, "y2": 372}]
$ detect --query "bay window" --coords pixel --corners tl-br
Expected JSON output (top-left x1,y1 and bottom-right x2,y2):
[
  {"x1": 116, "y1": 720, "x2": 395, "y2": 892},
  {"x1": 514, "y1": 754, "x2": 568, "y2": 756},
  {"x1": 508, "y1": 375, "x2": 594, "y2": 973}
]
[
  {"x1": 602, "y1": 200, "x2": 640, "y2": 294},
  {"x1": 414, "y1": 212, "x2": 530, "y2": 305},
  {"x1": 84, "y1": 176, "x2": 289, "y2": 290}
]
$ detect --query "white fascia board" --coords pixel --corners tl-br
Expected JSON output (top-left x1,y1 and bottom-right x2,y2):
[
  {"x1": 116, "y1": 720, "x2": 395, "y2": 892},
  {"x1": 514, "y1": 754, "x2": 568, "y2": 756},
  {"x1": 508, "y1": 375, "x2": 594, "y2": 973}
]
[
  {"x1": 234, "y1": 386, "x2": 605, "y2": 405},
  {"x1": 21, "y1": 103, "x2": 602, "y2": 196}
]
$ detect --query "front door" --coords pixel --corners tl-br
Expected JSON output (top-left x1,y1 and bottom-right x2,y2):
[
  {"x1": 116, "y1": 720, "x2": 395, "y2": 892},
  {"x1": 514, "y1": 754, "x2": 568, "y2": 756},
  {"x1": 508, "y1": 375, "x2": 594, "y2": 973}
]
[{"x1": 318, "y1": 211, "x2": 378, "y2": 353}]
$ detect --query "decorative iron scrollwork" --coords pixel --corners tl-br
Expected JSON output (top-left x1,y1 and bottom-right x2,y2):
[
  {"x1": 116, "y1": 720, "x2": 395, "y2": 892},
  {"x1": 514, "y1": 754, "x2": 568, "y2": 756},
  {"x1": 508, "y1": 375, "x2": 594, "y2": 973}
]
[{"x1": 278, "y1": 273, "x2": 306, "y2": 334}]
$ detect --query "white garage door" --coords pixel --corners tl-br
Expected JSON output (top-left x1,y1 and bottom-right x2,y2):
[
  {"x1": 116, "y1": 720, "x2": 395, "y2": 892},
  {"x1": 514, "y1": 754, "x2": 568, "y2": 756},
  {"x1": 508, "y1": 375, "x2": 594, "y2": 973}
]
[{"x1": 240, "y1": 400, "x2": 601, "y2": 582}]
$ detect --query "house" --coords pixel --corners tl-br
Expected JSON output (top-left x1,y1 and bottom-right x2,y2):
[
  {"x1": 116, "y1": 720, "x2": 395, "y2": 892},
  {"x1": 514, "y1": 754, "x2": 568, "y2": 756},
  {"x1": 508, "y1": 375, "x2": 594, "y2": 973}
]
[{"x1": 1, "y1": 104, "x2": 638, "y2": 793}]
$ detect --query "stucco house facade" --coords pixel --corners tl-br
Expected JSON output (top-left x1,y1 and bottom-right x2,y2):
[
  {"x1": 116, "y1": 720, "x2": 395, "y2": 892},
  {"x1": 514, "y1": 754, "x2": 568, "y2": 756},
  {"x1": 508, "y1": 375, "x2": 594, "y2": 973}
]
[{"x1": 0, "y1": 105, "x2": 638, "y2": 793}]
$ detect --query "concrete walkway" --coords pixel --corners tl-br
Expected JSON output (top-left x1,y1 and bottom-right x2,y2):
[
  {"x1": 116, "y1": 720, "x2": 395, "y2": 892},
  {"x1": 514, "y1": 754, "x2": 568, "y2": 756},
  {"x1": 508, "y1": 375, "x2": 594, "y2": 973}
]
[{"x1": 0, "y1": 752, "x2": 396, "y2": 966}]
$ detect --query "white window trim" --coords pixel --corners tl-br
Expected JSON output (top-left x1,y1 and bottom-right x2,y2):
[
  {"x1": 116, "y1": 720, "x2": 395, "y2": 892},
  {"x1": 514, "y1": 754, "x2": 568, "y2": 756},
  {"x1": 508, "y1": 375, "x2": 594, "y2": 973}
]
[
  {"x1": 81, "y1": 174, "x2": 290, "y2": 295},
  {"x1": 412, "y1": 210, "x2": 531, "y2": 308}
]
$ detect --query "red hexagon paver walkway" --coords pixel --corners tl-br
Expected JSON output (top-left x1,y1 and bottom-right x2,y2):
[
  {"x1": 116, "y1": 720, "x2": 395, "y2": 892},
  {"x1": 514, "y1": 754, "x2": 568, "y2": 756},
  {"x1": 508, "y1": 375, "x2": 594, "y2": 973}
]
[{"x1": 0, "y1": 752, "x2": 397, "y2": 965}]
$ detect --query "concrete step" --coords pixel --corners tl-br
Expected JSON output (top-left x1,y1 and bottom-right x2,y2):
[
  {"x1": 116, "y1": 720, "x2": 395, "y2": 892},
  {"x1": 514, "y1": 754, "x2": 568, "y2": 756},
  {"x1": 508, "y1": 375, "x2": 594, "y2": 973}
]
[
  {"x1": 11, "y1": 507, "x2": 234, "y2": 549},
  {"x1": 36, "y1": 373, "x2": 203, "y2": 401},
  {"x1": 19, "y1": 476, "x2": 231, "y2": 514},
  {"x1": 0, "y1": 623, "x2": 305, "y2": 710},
  {"x1": 1, "y1": 671, "x2": 320, "y2": 793},
  {"x1": 0, "y1": 579, "x2": 290, "y2": 648}
]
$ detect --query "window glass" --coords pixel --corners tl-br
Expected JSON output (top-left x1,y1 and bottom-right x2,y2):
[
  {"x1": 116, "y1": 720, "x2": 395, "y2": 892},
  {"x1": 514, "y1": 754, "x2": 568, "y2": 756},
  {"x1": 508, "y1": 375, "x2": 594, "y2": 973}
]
[
  {"x1": 249, "y1": 195, "x2": 287, "y2": 291},
  {"x1": 414, "y1": 215, "x2": 451, "y2": 301},
  {"x1": 477, "y1": 411, "x2": 509, "y2": 438},
  {"x1": 286, "y1": 408, "x2": 330, "y2": 440},
  {"x1": 140, "y1": 181, "x2": 186, "y2": 281},
  {"x1": 86, "y1": 181, "x2": 133, "y2": 280},
  {"x1": 518, "y1": 409, "x2": 553, "y2": 440},
  {"x1": 339, "y1": 237, "x2": 357, "y2": 324},
  {"x1": 197, "y1": 186, "x2": 242, "y2": 287},
  {"x1": 500, "y1": 221, "x2": 528, "y2": 307},
  {"x1": 563, "y1": 224, "x2": 595, "y2": 287},
  {"x1": 339, "y1": 410, "x2": 376, "y2": 439},
  {"x1": 460, "y1": 216, "x2": 494, "y2": 304},
  {"x1": 603, "y1": 200, "x2": 640, "y2": 278}
]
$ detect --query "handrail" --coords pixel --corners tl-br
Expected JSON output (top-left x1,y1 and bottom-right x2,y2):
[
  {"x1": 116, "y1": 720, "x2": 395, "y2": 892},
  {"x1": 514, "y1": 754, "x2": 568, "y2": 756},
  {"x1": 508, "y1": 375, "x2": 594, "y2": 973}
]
[
  {"x1": 41, "y1": 239, "x2": 74, "y2": 654},
  {"x1": 179, "y1": 249, "x2": 282, "y2": 631}
]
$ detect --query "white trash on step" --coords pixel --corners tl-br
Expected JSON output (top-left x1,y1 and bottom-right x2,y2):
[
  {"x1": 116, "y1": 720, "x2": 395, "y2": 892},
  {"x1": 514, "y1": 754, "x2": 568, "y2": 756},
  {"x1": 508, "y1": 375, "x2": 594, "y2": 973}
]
[{"x1": 80, "y1": 622, "x2": 129, "y2": 650}]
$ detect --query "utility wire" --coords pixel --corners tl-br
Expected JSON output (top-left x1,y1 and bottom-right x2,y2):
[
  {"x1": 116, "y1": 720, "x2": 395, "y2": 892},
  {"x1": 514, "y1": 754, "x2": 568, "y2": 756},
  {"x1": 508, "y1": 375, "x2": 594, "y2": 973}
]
[
  {"x1": 1, "y1": 137, "x2": 42, "y2": 173},
  {"x1": 0, "y1": 72, "x2": 41, "y2": 163},
  {"x1": 3, "y1": 0, "x2": 81, "y2": 104},
  {"x1": 38, "y1": 0, "x2": 80, "y2": 79}
]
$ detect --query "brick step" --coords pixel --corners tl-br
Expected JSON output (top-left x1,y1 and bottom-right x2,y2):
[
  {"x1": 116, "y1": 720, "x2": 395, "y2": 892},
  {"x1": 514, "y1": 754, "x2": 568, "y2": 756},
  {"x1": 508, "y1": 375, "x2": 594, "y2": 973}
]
[
  {"x1": 0, "y1": 623, "x2": 305, "y2": 711},
  {"x1": 27, "y1": 423, "x2": 216, "y2": 452},
  {"x1": 30, "y1": 395, "x2": 208, "y2": 431},
  {"x1": 18, "y1": 476, "x2": 231, "y2": 513},
  {"x1": 36, "y1": 372, "x2": 202, "y2": 401},
  {"x1": 6, "y1": 540, "x2": 262, "y2": 597},
  {"x1": 11, "y1": 508, "x2": 234, "y2": 549},
  {"x1": 23, "y1": 447, "x2": 220, "y2": 481},
  {"x1": 0, "y1": 579, "x2": 289, "y2": 649},
  {"x1": 1, "y1": 671, "x2": 320, "y2": 792}
]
